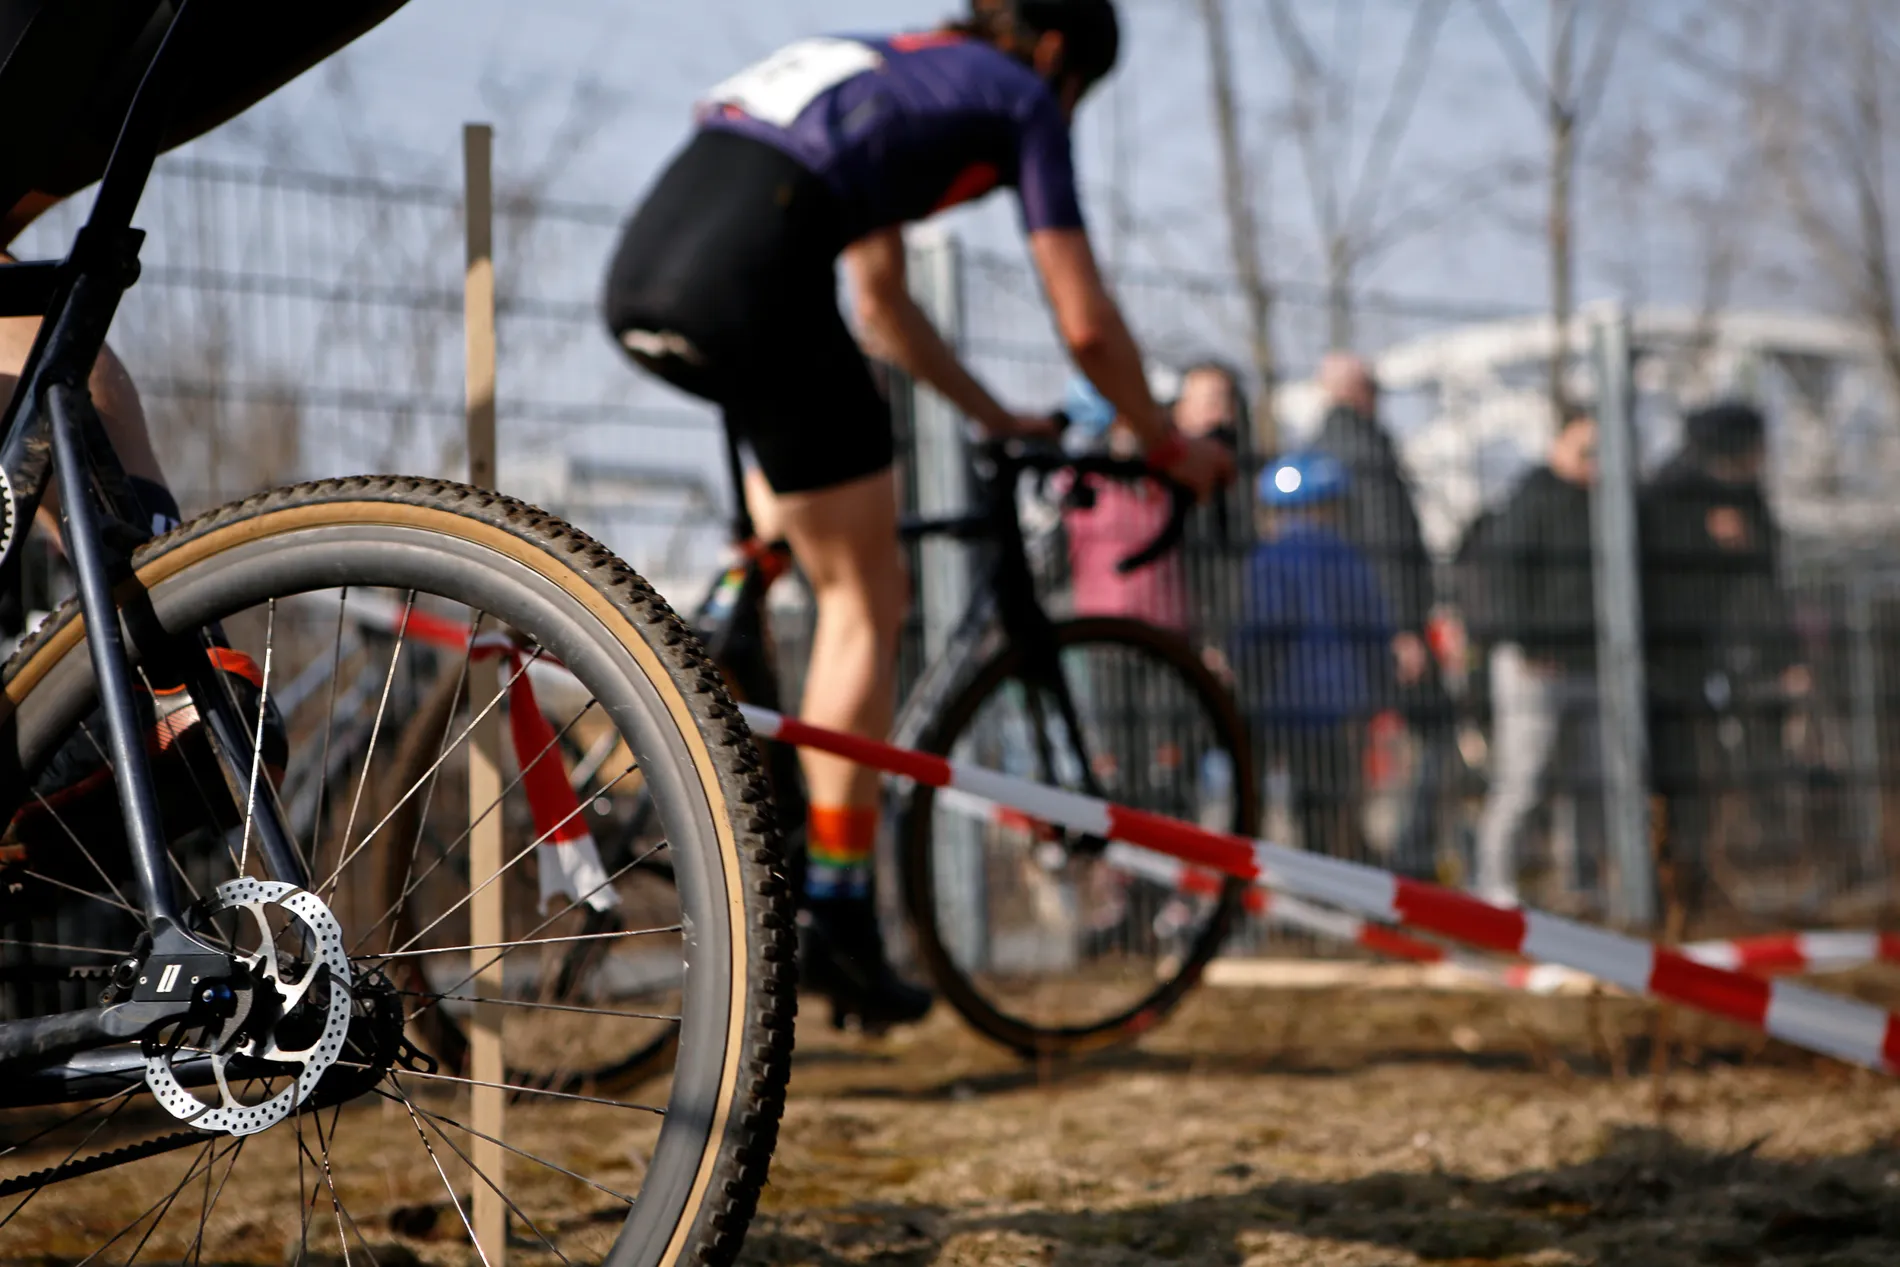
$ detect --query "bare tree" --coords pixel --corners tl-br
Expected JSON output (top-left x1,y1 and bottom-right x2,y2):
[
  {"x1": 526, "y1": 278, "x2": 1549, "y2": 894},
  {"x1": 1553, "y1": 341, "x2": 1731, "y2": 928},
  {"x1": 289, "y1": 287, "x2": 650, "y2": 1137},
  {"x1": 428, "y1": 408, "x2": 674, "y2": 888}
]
[
  {"x1": 1264, "y1": 0, "x2": 1457, "y2": 351},
  {"x1": 1471, "y1": 0, "x2": 1628, "y2": 415},
  {"x1": 1744, "y1": 3, "x2": 1900, "y2": 410},
  {"x1": 1193, "y1": 0, "x2": 1279, "y2": 451}
]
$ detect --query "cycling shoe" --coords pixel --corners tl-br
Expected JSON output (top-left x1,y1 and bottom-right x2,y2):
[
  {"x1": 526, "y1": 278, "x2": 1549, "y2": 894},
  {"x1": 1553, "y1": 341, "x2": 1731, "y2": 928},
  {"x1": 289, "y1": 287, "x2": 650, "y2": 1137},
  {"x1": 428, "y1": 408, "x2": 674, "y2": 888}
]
[{"x1": 797, "y1": 897, "x2": 933, "y2": 1034}]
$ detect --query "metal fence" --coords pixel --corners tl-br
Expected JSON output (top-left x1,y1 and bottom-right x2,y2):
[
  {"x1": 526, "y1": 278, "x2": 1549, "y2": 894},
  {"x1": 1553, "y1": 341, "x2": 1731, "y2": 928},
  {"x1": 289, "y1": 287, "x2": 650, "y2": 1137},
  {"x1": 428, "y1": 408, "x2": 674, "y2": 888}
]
[
  {"x1": 14, "y1": 156, "x2": 1898, "y2": 952},
  {"x1": 939, "y1": 237, "x2": 1900, "y2": 944}
]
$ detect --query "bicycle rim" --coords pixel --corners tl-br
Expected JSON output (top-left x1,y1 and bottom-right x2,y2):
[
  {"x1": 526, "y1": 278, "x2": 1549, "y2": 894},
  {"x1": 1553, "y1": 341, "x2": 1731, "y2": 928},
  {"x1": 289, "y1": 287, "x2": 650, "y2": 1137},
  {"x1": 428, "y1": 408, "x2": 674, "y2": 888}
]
[
  {"x1": 0, "y1": 478, "x2": 792, "y2": 1266},
  {"x1": 900, "y1": 617, "x2": 1255, "y2": 1057}
]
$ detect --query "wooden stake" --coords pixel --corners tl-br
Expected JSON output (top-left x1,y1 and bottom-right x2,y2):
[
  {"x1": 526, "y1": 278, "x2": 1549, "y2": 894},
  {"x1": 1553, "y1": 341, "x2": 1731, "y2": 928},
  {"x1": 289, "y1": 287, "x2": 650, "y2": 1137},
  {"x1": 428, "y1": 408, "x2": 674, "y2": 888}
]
[{"x1": 463, "y1": 121, "x2": 507, "y2": 1265}]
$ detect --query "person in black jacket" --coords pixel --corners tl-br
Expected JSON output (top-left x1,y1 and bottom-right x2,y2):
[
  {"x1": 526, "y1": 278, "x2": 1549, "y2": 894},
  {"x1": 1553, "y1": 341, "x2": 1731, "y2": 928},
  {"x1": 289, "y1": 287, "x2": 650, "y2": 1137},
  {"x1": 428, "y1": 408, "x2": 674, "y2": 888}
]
[
  {"x1": 1310, "y1": 353, "x2": 1445, "y2": 878},
  {"x1": 1640, "y1": 400, "x2": 1808, "y2": 914},
  {"x1": 1471, "y1": 406, "x2": 1602, "y2": 907}
]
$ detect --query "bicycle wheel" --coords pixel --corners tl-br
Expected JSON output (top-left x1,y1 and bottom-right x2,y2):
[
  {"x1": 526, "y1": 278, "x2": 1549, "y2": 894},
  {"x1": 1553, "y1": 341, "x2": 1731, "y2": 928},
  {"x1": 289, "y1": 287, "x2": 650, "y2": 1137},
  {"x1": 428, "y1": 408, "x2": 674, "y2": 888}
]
[
  {"x1": 0, "y1": 478, "x2": 792, "y2": 1266},
  {"x1": 899, "y1": 616, "x2": 1255, "y2": 1056}
]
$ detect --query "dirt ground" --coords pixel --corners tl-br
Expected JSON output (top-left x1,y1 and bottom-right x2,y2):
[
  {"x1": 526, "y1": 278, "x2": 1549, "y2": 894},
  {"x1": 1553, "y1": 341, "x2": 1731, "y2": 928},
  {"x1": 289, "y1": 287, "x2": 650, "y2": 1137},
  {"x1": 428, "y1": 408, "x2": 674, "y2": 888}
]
[
  {"x1": 8, "y1": 973, "x2": 1900, "y2": 1266},
  {"x1": 743, "y1": 974, "x2": 1900, "y2": 1267}
]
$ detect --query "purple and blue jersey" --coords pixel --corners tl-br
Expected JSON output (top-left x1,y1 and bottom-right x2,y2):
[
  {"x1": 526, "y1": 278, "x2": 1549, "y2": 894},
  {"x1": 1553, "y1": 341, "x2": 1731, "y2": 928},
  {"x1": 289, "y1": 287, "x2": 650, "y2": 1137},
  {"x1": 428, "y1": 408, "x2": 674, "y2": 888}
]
[{"x1": 698, "y1": 32, "x2": 1085, "y2": 241}]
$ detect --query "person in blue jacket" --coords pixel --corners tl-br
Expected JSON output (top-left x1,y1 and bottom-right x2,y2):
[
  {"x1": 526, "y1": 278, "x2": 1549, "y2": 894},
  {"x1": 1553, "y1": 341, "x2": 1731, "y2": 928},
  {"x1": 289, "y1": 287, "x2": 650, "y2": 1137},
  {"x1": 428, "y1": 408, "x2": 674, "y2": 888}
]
[{"x1": 1234, "y1": 453, "x2": 1394, "y2": 859}]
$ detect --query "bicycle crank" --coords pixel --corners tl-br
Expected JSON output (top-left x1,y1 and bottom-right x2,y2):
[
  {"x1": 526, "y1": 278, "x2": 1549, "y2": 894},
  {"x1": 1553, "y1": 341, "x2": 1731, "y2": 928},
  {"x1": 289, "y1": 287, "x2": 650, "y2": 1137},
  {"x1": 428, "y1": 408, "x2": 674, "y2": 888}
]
[{"x1": 143, "y1": 879, "x2": 352, "y2": 1136}]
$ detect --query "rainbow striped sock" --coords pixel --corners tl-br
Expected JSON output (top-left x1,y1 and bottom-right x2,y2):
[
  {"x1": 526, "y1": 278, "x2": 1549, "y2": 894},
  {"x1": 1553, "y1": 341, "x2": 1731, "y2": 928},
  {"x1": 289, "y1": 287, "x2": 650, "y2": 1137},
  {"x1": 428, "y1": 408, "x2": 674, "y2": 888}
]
[{"x1": 804, "y1": 804, "x2": 878, "y2": 901}]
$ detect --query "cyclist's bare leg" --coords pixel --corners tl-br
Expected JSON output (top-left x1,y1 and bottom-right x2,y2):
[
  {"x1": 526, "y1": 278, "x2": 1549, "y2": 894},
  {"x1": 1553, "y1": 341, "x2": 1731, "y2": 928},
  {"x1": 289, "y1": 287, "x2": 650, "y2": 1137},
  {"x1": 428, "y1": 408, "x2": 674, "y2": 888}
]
[
  {"x1": 0, "y1": 311, "x2": 168, "y2": 536},
  {"x1": 742, "y1": 463, "x2": 787, "y2": 543},
  {"x1": 770, "y1": 463, "x2": 931, "y2": 1025},
  {"x1": 770, "y1": 465, "x2": 907, "y2": 811}
]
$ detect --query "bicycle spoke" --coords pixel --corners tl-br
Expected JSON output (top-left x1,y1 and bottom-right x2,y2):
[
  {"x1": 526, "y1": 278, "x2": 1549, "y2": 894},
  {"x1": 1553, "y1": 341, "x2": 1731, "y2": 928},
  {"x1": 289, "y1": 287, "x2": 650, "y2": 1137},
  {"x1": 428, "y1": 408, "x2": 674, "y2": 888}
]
[
  {"x1": 385, "y1": 1081, "x2": 574, "y2": 1264},
  {"x1": 351, "y1": 690, "x2": 601, "y2": 957},
  {"x1": 236, "y1": 599, "x2": 277, "y2": 875},
  {"x1": 360, "y1": 926, "x2": 680, "y2": 961},
  {"x1": 382, "y1": 763, "x2": 637, "y2": 959},
  {"x1": 307, "y1": 588, "x2": 352, "y2": 876},
  {"x1": 181, "y1": 1135, "x2": 245, "y2": 1267},
  {"x1": 330, "y1": 589, "x2": 418, "y2": 897},
  {"x1": 322, "y1": 644, "x2": 552, "y2": 910},
  {"x1": 0, "y1": 1088, "x2": 140, "y2": 1228},
  {"x1": 396, "y1": 990, "x2": 680, "y2": 1023},
  {"x1": 68, "y1": 1138, "x2": 225, "y2": 1267},
  {"x1": 356, "y1": 1064, "x2": 664, "y2": 1115},
  {"x1": 379, "y1": 1088, "x2": 639, "y2": 1206},
  {"x1": 384, "y1": 612, "x2": 484, "y2": 955},
  {"x1": 19, "y1": 867, "x2": 141, "y2": 918},
  {"x1": 25, "y1": 790, "x2": 135, "y2": 915},
  {"x1": 386, "y1": 1079, "x2": 495, "y2": 1267},
  {"x1": 0, "y1": 938, "x2": 124, "y2": 957},
  {"x1": 295, "y1": 1124, "x2": 378, "y2": 1267},
  {"x1": 411, "y1": 838, "x2": 671, "y2": 1023}
]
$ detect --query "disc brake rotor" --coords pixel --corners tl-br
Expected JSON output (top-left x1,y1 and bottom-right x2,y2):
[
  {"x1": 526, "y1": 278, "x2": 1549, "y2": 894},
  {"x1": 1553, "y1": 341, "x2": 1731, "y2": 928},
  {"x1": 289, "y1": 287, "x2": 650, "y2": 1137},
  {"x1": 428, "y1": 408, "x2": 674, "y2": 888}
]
[{"x1": 144, "y1": 878, "x2": 352, "y2": 1137}]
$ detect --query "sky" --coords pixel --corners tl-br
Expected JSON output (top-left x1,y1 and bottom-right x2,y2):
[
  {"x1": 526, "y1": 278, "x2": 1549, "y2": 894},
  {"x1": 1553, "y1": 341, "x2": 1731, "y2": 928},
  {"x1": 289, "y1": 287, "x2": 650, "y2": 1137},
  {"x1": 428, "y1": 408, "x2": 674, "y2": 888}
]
[{"x1": 178, "y1": 0, "x2": 1722, "y2": 318}]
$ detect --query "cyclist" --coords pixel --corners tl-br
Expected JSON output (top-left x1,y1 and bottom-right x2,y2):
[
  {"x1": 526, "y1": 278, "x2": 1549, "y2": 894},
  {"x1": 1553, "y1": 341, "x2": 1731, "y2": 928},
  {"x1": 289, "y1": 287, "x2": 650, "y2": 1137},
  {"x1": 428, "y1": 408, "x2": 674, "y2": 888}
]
[{"x1": 603, "y1": 0, "x2": 1235, "y2": 1030}]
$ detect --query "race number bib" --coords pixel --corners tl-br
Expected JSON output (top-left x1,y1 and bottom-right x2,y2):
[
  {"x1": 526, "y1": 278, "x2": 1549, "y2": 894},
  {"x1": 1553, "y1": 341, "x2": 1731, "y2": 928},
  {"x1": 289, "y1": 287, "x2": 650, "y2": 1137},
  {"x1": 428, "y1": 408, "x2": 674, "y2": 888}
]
[{"x1": 704, "y1": 38, "x2": 883, "y2": 127}]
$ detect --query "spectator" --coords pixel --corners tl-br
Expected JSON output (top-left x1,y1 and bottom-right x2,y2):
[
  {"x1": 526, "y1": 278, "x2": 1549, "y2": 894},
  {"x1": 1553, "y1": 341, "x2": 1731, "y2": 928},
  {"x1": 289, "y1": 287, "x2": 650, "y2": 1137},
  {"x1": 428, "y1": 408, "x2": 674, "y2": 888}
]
[
  {"x1": 1309, "y1": 352, "x2": 1446, "y2": 878},
  {"x1": 1471, "y1": 405, "x2": 1603, "y2": 909},
  {"x1": 1640, "y1": 399, "x2": 1807, "y2": 914},
  {"x1": 1060, "y1": 373, "x2": 1189, "y2": 631},
  {"x1": 1173, "y1": 360, "x2": 1252, "y2": 650},
  {"x1": 1233, "y1": 453, "x2": 1393, "y2": 859},
  {"x1": 1060, "y1": 366, "x2": 1247, "y2": 640}
]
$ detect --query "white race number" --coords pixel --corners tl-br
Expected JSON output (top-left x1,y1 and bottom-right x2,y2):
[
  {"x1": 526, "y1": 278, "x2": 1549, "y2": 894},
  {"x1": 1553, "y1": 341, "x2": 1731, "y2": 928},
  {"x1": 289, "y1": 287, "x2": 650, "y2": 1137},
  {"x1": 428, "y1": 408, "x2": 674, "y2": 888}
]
[{"x1": 703, "y1": 38, "x2": 883, "y2": 128}]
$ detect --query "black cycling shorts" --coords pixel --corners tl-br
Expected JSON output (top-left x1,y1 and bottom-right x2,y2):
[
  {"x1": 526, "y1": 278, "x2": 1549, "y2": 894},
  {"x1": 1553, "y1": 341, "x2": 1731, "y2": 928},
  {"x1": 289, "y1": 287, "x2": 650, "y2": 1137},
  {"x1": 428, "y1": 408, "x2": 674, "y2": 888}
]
[
  {"x1": 0, "y1": 1, "x2": 411, "y2": 244},
  {"x1": 603, "y1": 129, "x2": 894, "y2": 496}
]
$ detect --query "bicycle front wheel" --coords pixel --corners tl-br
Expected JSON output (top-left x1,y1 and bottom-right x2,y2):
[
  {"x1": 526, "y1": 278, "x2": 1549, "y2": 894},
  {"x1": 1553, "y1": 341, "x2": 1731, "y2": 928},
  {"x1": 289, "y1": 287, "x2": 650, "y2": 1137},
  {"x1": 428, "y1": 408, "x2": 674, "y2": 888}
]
[
  {"x1": 0, "y1": 478, "x2": 792, "y2": 1266},
  {"x1": 899, "y1": 616, "x2": 1256, "y2": 1057}
]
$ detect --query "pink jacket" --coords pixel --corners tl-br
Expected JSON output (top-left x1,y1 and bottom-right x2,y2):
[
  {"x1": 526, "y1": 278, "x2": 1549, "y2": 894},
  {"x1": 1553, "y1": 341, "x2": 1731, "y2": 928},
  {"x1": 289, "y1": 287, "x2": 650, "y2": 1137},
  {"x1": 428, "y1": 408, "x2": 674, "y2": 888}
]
[{"x1": 1063, "y1": 474, "x2": 1188, "y2": 632}]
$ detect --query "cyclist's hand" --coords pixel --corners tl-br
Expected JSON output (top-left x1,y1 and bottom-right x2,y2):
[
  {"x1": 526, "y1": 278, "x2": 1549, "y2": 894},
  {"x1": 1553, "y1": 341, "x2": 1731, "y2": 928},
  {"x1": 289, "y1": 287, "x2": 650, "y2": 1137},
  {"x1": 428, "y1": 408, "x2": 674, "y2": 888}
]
[
  {"x1": 1158, "y1": 433, "x2": 1236, "y2": 500},
  {"x1": 987, "y1": 412, "x2": 1063, "y2": 442}
]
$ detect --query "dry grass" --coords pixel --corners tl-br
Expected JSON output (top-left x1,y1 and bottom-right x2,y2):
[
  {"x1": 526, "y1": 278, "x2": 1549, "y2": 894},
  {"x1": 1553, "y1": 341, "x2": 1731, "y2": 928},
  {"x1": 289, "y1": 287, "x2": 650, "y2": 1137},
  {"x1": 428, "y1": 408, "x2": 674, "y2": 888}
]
[{"x1": 7, "y1": 975, "x2": 1900, "y2": 1265}]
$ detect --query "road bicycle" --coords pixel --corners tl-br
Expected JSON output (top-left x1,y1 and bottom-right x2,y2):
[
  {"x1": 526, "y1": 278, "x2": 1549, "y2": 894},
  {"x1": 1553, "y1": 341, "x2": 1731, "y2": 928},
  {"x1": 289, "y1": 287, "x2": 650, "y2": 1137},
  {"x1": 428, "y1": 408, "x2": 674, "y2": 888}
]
[
  {"x1": 590, "y1": 428, "x2": 1259, "y2": 1058},
  {"x1": 0, "y1": 5, "x2": 790, "y2": 1264}
]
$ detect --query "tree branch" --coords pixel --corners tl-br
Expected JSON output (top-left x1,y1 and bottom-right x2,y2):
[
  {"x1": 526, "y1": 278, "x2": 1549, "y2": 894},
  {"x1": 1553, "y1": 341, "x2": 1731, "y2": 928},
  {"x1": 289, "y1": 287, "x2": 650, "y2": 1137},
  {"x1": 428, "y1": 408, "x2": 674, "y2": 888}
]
[
  {"x1": 1345, "y1": 0, "x2": 1453, "y2": 237},
  {"x1": 1469, "y1": 0, "x2": 1560, "y2": 116}
]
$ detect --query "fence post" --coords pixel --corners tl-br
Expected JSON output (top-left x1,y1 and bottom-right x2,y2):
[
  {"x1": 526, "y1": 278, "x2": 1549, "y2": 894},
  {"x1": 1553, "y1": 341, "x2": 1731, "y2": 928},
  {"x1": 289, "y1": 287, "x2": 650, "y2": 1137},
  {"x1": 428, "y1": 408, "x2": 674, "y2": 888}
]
[
  {"x1": 463, "y1": 121, "x2": 508, "y2": 1265},
  {"x1": 900, "y1": 226, "x2": 984, "y2": 965},
  {"x1": 1848, "y1": 573, "x2": 1884, "y2": 880},
  {"x1": 905, "y1": 226, "x2": 973, "y2": 659},
  {"x1": 1587, "y1": 303, "x2": 1657, "y2": 928}
]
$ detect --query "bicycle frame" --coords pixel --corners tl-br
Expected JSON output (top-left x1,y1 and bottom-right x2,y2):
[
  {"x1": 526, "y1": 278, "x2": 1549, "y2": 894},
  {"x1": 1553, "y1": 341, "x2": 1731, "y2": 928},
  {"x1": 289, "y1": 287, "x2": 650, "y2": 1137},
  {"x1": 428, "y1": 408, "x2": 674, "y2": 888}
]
[{"x1": 0, "y1": 0, "x2": 306, "y2": 1072}]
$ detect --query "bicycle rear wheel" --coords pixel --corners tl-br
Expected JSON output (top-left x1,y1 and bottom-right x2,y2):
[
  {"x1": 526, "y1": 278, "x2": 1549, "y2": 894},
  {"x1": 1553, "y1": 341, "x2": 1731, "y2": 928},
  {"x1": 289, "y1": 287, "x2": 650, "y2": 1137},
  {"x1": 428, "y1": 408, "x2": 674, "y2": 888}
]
[
  {"x1": 899, "y1": 616, "x2": 1255, "y2": 1057},
  {"x1": 0, "y1": 478, "x2": 792, "y2": 1266}
]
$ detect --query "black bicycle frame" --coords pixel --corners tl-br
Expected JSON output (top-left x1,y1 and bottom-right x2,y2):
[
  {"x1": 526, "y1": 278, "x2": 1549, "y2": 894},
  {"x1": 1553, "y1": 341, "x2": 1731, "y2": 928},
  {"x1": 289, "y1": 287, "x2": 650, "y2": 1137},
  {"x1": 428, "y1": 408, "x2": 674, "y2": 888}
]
[
  {"x1": 894, "y1": 443, "x2": 1192, "y2": 800},
  {"x1": 0, "y1": 0, "x2": 306, "y2": 1072}
]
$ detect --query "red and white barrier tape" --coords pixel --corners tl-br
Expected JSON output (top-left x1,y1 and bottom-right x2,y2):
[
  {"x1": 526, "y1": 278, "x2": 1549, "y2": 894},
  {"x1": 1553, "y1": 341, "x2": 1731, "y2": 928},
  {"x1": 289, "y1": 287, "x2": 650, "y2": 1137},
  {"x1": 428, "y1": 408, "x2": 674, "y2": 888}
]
[
  {"x1": 934, "y1": 786, "x2": 1900, "y2": 991},
  {"x1": 741, "y1": 703, "x2": 1900, "y2": 1074},
  {"x1": 931, "y1": 785, "x2": 1459, "y2": 969}
]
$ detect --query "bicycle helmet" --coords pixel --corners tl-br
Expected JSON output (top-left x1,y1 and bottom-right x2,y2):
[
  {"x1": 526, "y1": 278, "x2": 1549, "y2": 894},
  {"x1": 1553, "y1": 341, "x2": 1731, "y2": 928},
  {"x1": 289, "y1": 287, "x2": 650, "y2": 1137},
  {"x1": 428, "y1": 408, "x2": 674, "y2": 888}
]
[
  {"x1": 967, "y1": 0, "x2": 1121, "y2": 97},
  {"x1": 1258, "y1": 452, "x2": 1348, "y2": 508}
]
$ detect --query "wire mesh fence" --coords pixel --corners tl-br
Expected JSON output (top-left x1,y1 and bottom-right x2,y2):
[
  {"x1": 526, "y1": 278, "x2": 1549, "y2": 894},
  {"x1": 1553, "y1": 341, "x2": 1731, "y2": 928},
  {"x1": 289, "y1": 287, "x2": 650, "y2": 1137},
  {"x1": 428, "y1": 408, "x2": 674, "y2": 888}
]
[
  {"x1": 10, "y1": 155, "x2": 1898, "y2": 960},
  {"x1": 945, "y1": 240, "x2": 1900, "y2": 951}
]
